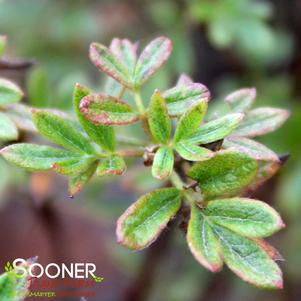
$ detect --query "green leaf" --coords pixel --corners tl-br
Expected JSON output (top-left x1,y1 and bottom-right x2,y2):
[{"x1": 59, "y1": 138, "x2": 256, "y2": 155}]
[
  {"x1": 234, "y1": 107, "x2": 289, "y2": 137},
  {"x1": 175, "y1": 141, "x2": 212, "y2": 161},
  {"x1": 1, "y1": 143, "x2": 81, "y2": 171},
  {"x1": 163, "y1": 83, "x2": 210, "y2": 116},
  {"x1": 68, "y1": 162, "x2": 97, "y2": 197},
  {"x1": 32, "y1": 110, "x2": 95, "y2": 154},
  {"x1": 0, "y1": 79, "x2": 23, "y2": 106},
  {"x1": 0, "y1": 258, "x2": 35, "y2": 301},
  {"x1": 73, "y1": 84, "x2": 115, "y2": 151},
  {"x1": 204, "y1": 198, "x2": 285, "y2": 238},
  {"x1": 89, "y1": 43, "x2": 131, "y2": 88},
  {"x1": 52, "y1": 156, "x2": 97, "y2": 176},
  {"x1": 186, "y1": 113, "x2": 244, "y2": 145},
  {"x1": 224, "y1": 136, "x2": 279, "y2": 161},
  {"x1": 0, "y1": 35, "x2": 7, "y2": 57},
  {"x1": 80, "y1": 94, "x2": 139, "y2": 126},
  {"x1": 152, "y1": 146, "x2": 174, "y2": 180},
  {"x1": 110, "y1": 38, "x2": 137, "y2": 75},
  {"x1": 0, "y1": 112, "x2": 18, "y2": 141},
  {"x1": 225, "y1": 88, "x2": 256, "y2": 113},
  {"x1": 212, "y1": 225, "x2": 283, "y2": 288},
  {"x1": 187, "y1": 204, "x2": 223, "y2": 272},
  {"x1": 117, "y1": 187, "x2": 181, "y2": 250},
  {"x1": 148, "y1": 90, "x2": 171, "y2": 144},
  {"x1": 188, "y1": 150, "x2": 257, "y2": 200},
  {"x1": 134, "y1": 37, "x2": 172, "y2": 86},
  {"x1": 96, "y1": 155, "x2": 126, "y2": 176},
  {"x1": 174, "y1": 102, "x2": 208, "y2": 143}
]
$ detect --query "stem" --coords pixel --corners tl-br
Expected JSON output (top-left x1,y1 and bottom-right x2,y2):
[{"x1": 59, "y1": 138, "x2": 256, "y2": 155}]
[
  {"x1": 117, "y1": 148, "x2": 144, "y2": 157},
  {"x1": 118, "y1": 86, "x2": 127, "y2": 99},
  {"x1": 170, "y1": 171, "x2": 184, "y2": 190}
]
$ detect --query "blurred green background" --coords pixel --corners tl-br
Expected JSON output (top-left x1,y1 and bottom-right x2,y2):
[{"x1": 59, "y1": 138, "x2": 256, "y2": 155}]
[{"x1": 0, "y1": 0, "x2": 301, "y2": 300}]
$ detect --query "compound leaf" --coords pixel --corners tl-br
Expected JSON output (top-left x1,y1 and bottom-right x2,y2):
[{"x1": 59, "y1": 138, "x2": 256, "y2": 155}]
[
  {"x1": 80, "y1": 94, "x2": 139, "y2": 126},
  {"x1": 134, "y1": 37, "x2": 172, "y2": 86},
  {"x1": 152, "y1": 146, "x2": 174, "y2": 180},
  {"x1": 186, "y1": 113, "x2": 244, "y2": 145},
  {"x1": 148, "y1": 90, "x2": 171, "y2": 144},
  {"x1": 117, "y1": 187, "x2": 181, "y2": 250},
  {"x1": 188, "y1": 150, "x2": 257, "y2": 200},
  {"x1": 73, "y1": 83, "x2": 115, "y2": 151}
]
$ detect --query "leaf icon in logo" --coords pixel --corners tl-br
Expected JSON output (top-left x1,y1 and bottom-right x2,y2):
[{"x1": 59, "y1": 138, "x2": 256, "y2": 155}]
[
  {"x1": 4, "y1": 261, "x2": 13, "y2": 273},
  {"x1": 93, "y1": 276, "x2": 104, "y2": 283}
]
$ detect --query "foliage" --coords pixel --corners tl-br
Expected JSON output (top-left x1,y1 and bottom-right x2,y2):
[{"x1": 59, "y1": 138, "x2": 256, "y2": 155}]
[{"x1": 0, "y1": 36, "x2": 289, "y2": 289}]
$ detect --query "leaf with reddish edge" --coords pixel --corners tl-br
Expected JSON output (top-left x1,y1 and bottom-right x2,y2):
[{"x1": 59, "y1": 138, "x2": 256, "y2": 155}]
[
  {"x1": 68, "y1": 162, "x2": 97, "y2": 197},
  {"x1": 186, "y1": 113, "x2": 244, "y2": 145},
  {"x1": 163, "y1": 83, "x2": 210, "y2": 116},
  {"x1": 51, "y1": 156, "x2": 97, "y2": 176},
  {"x1": 212, "y1": 225, "x2": 283, "y2": 289},
  {"x1": 116, "y1": 187, "x2": 181, "y2": 250},
  {"x1": 187, "y1": 204, "x2": 223, "y2": 272},
  {"x1": 73, "y1": 83, "x2": 116, "y2": 151},
  {"x1": 233, "y1": 107, "x2": 290, "y2": 137},
  {"x1": 110, "y1": 38, "x2": 138, "y2": 75},
  {"x1": 152, "y1": 146, "x2": 174, "y2": 180},
  {"x1": 175, "y1": 141, "x2": 213, "y2": 162},
  {"x1": 148, "y1": 90, "x2": 171, "y2": 144},
  {"x1": 204, "y1": 198, "x2": 285, "y2": 238},
  {"x1": 134, "y1": 37, "x2": 172, "y2": 86},
  {"x1": 223, "y1": 136, "x2": 279, "y2": 161},
  {"x1": 244, "y1": 160, "x2": 280, "y2": 193},
  {"x1": 89, "y1": 43, "x2": 131, "y2": 88},
  {"x1": 252, "y1": 239, "x2": 284, "y2": 261},
  {"x1": 188, "y1": 150, "x2": 257, "y2": 200},
  {"x1": 225, "y1": 88, "x2": 256, "y2": 113},
  {"x1": 1, "y1": 143, "x2": 81, "y2": 171},
  {"x1": 80, "y1": 94, "x2": 139, "y2": 126},
  {"x1": 176, "y1": 73, "x2": 193, "y2": 86},
  {"x1": 96, "y1": 155, "x2": 126, "y2": 176}
]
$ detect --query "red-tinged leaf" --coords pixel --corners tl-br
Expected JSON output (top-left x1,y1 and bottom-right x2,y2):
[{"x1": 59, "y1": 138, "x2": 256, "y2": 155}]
[
  {"x1": 89, "y1": 42, "x2": 131, "y2": 88},
  {"x1": 176, "y1": 73, "x2": 193, "y2": 86},
  {"x1": 73, "y1": 83, "x2": 116, "y2": 151},
  {"x1": 225, "y1": 88, "x2": 256, "y2": 113},
  {"x1": 252, "y1": 239, "x2": 284, "y2": 261},
  {"x1": 175, "y1": 141, "x2": 213, "y2": 161},
  {"x1": 96, "y1": 155, "x2": 126, "y2": 176},
  {"x1": 134, "y1": 37, "x2": 172, "y2": 86},
  {"x1": 152, "y1": 146, "x2": 174, "y2": 180},
  {"x1": 234, "y1": 107, "x2": 290, "y2": 137},
  {"x1": 80, "y1": 94, "x2": 139, "y2": 125},
  {"x1": 224, "y1": 136, "x2": 279, "y2": 161},
  {"x1": 148, "y1": 90, "x2": 171, "y2": 144},
  {"x1": 110, "y1": 38, "x2": 138, "y2": 75},
  {"x1": 116, "y1": 188, "x2": 181, "y2": 250},
  {"x1": 187, "y1": 204, "x2": 223, "y2": 272},
  {"x1": 51, "y1": 156, "x2": 97, "y2": 176},
  {"x1": 68, "y1": 162, "x2": 97, "y2": 197},
  {"x1": 163, "y1": 83, "x2": 210, "y2": 116}
]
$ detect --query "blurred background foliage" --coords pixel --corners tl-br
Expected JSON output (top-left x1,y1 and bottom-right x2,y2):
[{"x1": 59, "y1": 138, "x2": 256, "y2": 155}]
[{"x1": 0, "y1": 0, "x2": 301, "y2": 300}]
